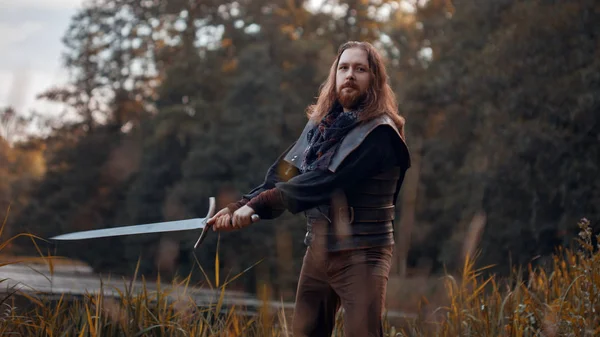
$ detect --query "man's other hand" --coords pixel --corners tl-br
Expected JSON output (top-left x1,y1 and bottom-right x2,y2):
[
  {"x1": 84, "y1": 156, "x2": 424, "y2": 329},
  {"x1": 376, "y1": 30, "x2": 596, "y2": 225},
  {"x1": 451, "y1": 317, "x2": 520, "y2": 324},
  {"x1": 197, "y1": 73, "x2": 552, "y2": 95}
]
[{"x1": 232, "y1": 205, "x2": 256, "y2": 229}]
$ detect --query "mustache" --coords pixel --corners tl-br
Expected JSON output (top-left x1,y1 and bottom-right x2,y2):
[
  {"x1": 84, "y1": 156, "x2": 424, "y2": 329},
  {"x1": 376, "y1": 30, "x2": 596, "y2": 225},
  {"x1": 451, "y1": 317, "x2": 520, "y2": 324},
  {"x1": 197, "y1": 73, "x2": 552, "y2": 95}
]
[{"x1": 341, "y1": 82, "x2": 359, "y2": 90}]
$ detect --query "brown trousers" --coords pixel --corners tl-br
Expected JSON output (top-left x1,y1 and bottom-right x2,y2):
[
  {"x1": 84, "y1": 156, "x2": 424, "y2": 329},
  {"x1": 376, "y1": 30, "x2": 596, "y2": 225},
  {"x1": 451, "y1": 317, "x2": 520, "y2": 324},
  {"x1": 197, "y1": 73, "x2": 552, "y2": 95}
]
[{"x1": 292, "y1": 244, "x2": 393, "y2": 337}]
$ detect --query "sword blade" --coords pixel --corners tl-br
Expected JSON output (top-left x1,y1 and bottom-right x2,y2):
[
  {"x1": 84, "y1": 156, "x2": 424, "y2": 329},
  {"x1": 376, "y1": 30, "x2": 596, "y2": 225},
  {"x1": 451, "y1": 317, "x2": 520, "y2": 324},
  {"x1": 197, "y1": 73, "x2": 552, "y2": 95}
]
[{"x1": 50, "y1": 218, "x2": 207, "y2": 241}]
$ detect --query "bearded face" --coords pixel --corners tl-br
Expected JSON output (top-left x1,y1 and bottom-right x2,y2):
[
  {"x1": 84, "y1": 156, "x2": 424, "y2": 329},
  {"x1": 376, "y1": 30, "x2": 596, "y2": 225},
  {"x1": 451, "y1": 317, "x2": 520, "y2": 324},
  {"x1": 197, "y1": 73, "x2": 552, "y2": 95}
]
[
  {"x1": 337, "y1": 81, "x2": 365, "y2": 110},
  {"x1": 335, "y1": 48, "x2": 371, "y2": 111}
]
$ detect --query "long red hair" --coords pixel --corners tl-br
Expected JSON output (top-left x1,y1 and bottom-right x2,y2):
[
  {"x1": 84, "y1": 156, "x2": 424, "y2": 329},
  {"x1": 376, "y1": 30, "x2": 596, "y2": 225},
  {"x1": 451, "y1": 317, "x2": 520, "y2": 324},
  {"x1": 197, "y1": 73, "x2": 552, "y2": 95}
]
[{"x1": 306, "y1": 41, "x2": 405, "y2": 138}]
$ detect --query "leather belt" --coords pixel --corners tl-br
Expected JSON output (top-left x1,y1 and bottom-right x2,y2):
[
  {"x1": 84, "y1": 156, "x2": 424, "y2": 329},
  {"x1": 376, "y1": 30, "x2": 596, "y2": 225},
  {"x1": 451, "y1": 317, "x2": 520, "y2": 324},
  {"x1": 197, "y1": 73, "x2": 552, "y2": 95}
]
[{"x1": 305, "y1": 205, "x2": 395, "y2": 223}]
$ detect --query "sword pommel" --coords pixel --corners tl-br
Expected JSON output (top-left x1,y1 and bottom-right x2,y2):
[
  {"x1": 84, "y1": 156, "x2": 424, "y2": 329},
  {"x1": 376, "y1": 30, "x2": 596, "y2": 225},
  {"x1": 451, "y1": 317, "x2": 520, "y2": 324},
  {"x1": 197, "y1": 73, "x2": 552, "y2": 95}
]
[{"x1": 194, "y1": 197, "x2": 216, "y2": 249}]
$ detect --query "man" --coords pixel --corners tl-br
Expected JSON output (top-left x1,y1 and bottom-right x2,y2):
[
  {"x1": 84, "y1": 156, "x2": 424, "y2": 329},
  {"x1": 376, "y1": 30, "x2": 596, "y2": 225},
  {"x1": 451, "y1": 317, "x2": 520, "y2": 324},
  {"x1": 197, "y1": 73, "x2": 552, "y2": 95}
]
[{"x1": 207, "y1": 41, "x2": 411, "y2": 337}]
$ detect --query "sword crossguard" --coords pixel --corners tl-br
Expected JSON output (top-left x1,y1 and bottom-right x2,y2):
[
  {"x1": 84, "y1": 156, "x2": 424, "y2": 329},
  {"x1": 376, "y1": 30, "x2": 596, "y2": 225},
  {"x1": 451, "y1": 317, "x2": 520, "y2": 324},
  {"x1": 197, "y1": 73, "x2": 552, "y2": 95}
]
[{"x1": 194, "y1": 197, "x2": 216, "y2": 249}]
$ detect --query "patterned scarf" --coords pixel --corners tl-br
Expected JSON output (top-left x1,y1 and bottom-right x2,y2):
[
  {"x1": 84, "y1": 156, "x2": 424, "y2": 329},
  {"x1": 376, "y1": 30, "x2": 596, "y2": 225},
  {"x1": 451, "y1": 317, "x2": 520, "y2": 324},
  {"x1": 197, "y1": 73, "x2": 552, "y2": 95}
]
[{"x1": 300, "y1": 103, "x2": 359, "y2": 173}]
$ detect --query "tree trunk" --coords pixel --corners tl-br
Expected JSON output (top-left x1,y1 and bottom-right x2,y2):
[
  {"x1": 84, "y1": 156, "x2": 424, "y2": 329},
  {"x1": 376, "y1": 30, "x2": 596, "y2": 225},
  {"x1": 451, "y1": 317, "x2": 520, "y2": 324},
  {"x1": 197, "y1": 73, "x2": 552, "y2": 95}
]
[{"x1": 393, "y1": 135, "x2": 422, "y2": 277}]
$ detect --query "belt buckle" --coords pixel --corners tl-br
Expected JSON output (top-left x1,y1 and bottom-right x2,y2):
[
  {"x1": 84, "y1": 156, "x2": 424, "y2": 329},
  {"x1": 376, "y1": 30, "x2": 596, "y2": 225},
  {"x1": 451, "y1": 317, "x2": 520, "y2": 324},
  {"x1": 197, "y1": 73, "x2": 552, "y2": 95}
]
[{"x1": 338, "y1": 206, "x2": 354, "y2": 223}]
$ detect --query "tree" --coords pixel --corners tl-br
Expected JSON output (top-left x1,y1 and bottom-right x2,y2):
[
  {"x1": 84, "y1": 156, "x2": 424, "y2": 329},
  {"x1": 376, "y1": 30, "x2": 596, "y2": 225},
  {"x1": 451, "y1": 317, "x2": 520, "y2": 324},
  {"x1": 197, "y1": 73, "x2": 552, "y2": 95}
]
[{"x1": 397, "y1": 0, "x2": 600, "y2": 276}]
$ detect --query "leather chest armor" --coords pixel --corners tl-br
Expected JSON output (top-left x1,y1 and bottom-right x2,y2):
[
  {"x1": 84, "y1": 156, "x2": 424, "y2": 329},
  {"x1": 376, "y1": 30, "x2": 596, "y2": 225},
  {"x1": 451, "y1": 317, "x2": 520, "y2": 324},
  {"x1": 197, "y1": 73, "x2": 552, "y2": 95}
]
[{"x1": 283, "y1": 115, "x2": 410, "y2": 251}]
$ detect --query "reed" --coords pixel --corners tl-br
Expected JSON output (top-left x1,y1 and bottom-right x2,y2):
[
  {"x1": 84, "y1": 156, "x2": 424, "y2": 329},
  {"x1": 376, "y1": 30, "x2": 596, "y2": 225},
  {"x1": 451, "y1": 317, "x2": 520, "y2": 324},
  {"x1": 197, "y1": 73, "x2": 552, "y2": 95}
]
[{"x1": 1, "y1": 216, "x2": 598, "y2": 336}]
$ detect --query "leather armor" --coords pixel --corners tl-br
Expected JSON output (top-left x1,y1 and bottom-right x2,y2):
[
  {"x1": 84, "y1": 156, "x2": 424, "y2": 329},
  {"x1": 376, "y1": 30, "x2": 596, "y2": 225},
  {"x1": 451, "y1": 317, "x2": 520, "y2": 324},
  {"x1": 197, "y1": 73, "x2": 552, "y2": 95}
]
[{"x1": 283, "y1": 115, "x2": 410, "y2": 251}]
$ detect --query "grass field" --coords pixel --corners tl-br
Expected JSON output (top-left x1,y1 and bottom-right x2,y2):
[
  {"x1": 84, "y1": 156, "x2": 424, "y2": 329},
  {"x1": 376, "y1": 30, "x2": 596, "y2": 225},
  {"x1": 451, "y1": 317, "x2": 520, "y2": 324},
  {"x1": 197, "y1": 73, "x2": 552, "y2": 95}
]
[{"x1": 1, "y1": 217, "x2": 598, "y2": 336}]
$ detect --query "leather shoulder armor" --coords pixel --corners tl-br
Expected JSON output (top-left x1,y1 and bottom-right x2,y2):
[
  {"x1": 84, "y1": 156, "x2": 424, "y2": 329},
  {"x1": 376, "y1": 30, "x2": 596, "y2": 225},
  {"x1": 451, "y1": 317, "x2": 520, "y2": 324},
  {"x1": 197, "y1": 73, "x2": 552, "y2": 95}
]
[
  {"x1": 284, "y1": 115, "x2": 410, "y2": 172},
  {"x1": 283, "y1": 120, "x2": 316, "y2": 168}
]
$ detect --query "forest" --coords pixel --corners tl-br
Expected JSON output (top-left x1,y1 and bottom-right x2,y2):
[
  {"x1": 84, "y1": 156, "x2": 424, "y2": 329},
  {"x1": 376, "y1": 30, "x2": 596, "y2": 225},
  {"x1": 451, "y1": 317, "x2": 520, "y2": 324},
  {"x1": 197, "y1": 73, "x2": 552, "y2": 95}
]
[{"x1": 1, "y1": 0, "x2": 598, "y2": 303}]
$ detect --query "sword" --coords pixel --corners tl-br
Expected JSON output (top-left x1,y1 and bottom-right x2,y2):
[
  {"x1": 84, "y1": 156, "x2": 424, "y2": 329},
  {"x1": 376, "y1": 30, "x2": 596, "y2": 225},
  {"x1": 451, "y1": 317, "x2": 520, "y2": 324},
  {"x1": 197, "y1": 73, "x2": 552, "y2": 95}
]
[{"x1": 49, "y1": 197, "x2": 259, "y2": 249}]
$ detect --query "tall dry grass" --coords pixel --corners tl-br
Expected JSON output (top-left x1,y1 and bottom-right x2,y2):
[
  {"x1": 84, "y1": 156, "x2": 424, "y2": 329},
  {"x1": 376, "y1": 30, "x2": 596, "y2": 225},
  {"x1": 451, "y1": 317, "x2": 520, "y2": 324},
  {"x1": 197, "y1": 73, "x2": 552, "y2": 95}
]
[
  {"x1": 399, "y1": 218, "x2": 600, "y2": 337},
  {"x1": 1, "y1": 213, "x2": 599, "y2": 336}
]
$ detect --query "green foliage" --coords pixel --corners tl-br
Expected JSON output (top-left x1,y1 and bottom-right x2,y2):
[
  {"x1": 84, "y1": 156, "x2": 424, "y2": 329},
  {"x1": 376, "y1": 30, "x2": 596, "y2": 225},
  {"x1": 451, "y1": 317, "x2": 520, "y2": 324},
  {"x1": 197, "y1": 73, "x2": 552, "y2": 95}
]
[
  {"x1": 473, "y1": 0, "x2": 600, "y2": 272},
  {"x1": 398, "y1": 0, "x2": 600, "y2": 275},
  {"x1": 6, "y1": 0, "x2": 600, "y2": 298}
]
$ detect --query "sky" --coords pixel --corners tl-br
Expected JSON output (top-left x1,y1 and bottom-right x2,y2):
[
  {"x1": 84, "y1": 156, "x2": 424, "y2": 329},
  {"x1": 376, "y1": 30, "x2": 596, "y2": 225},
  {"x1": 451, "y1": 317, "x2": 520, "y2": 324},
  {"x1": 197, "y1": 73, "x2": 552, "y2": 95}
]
[
  {"x1": 0, "y1": 0, "x2": 330, "y2": 123},
  {"x1": 0, "y1": 0, "x2": 84, "y2": 117},
  {"x1": 0, "y1": 0, "x2": 417, "y2": 119}
]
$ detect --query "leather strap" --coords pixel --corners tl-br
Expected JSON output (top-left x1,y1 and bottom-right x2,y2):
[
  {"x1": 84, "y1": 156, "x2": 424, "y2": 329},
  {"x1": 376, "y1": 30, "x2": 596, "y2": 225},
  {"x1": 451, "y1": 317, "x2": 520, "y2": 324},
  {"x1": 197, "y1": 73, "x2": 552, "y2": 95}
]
[
  {"x1": 370, "y1": 167, "x2": 401, "y2": 180},
  {"x1": 346, "y1": 193, "x2": 396, "y2": 207},
  {"x1": 358, "y1": 180, "x2": 398, "y2": 195},
  {"x1": 305, "y1": 205, "x2": 395, "y2": 223}
]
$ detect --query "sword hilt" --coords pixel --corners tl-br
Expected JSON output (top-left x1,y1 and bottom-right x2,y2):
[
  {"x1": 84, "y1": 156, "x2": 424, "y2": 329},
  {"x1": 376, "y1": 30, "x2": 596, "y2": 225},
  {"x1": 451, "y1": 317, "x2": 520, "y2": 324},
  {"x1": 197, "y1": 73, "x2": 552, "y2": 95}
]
[
  {"x1": 194, "y1": 197, "x2": 216, "y2": 249},
  {"x1": 231, "y1": 214, "x2": 261, "y2": 224}
]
